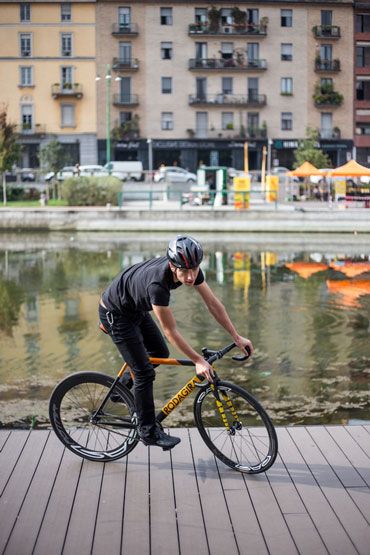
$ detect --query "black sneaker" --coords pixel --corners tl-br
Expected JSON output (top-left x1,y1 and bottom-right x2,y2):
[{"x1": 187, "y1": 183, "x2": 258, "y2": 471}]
[{"x1": 139, "y1": 425, "x2": 181, "y2": 451}]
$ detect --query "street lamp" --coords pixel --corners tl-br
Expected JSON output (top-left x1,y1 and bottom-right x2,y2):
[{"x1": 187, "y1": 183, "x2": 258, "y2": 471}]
[
  {"x1": 96, "y1": 64, "x2": 121, "y2": 165},
  {"x1": 147, "y1": 138, "x2": 153, "y2": 181},
  {"x1": 267, "y1": 138, "x2": 273, "y2": 175}
]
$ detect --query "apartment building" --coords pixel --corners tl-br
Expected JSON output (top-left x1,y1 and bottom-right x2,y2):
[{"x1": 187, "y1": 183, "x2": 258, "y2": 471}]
[
  {"x1": 354, "y1": 1, "x2": 370, "y2": 165},
  {"x1": 0, "y1": 0, "x2": 97, "y2": 167},
  {"x1": 97, "y1": 0, "x2": 354, "y2": 170}
]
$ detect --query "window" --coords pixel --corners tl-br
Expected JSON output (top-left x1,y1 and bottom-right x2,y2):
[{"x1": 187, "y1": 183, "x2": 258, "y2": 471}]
[
  {"x1": 61, "y1": 33, "x2": 72, "y2": 56},
  {"x1": 356, "y1": 14, "x2": 370, "y2": 33},
  {"x1": 20, "y1": 3, "x2": 31, "y2": 22},
  {"x1": 248, "y1": 77, "x2": 259, "y2": 100},
  {"x1": 21, "y1": 104, "x2": 33, "y2": 130},
  {"x1": 356, "y1": 46, "x2": 370, "y2": 68},
  {"x1": 320, "y1": 112, "x2": 332, "y2": 138},
  {"x1": 320, "y1": 44, "x2": 332, "y2": 61},
  {"x1": 196, "y1": 77, "x2": 207, "y2": 100},
  {"x1": 247, "y1": 43, "x2": 259, "y2": 62},
  {"x1": 195, "y1": 8, "x2": 207, "y2": 24},
  {"x1": 220, "y1": 8, "x2": 233, "y2": 25},
  {"x1": 247, "y1": 112, "x2": 259, "y2": 131},
  {"x1": 20, "y1": 66, "x2": 33, "y2": 86},
  {"x1": 61, "y1": 104, "x2": 75, "y2": 127},
  {"x1": 356, "y1": 124, "x2": 370, "y2": 135},
  {"x1": 281, "y1": 77, "x2": 293, "y2": 95},
  {"x1": 161, "y1": 77, "x2": 172, "y2": 94},
  {"x1": 221, "y1": 42, "x2": 233, "y2": 60},
  {"x1": 195, "y1": 42, "x2": 207, "y2": 60},
  {"x1": 281, "y1": 43, "x2": 293, "y2": 61},
  {"x1": 321, "y1": 10, "x2": 332, "y2": 26},
  {"x1": 281, "y1": 112, "x2": 293, "y2": 130},
  {"x1": 247, "y1": 9, "x2": 259, "y2": 25},
  {"x1": 160, "y1": 7, "x2": 172, "y2": 25},
  {"x1": 61, "y1": 66, "x2": 73, "y2": 87},
  {"x1": 118, "y1": 7, "x2": 131, "y2": 27},
  {"x1": 61, "y1": 3, "x2": 71, "y2": 22},
  {"x1": 222, "y1": 112, "x2": 234, "y2": 130},
  {"x1": 20, "y1": 33, "x2": 32, "y2": 57},
  {"x1": 321, "y1": 77, "x2": 333, "y2": 89},
  {"x1": 222, "y1": 77, "x2": 233, "y2": 94},
  {"x1": 120, "y1": 112, "x2": 132, "y2": 124},
  {"x1": 281, "y1": 9, "x2": 293, "y2": 27},
  {"x1": 356, "y1": 80, "x2": 370, "y2": 101},
  {"x1": 161, "y1": 112, "x2": 173, "y2": 130},
  {"x1": 161, "y1": 42, "x2": 173, "y2": 60},
  {"x1": 196, "y1": 112, "x2": 208, "y2": 137},
  {"x1": 119, "y1": 42, "x2": 132, "y2": 62}
]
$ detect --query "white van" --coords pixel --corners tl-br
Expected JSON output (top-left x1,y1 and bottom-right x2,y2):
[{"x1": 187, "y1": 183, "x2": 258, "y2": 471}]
[{"x1": 104, "y1": 161, "x2": 143, "y2": 181}]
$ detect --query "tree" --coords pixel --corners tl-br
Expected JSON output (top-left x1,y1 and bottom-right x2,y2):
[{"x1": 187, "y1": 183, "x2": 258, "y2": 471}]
[
  {"x1": 39, "y1": 140, "x2": 67, "y2": 199},
  {"x1": 293, "y1": 128, "x2": 332, "y2": 169},
  {"x1": 0, "y1": 106, "x2": 21, "y2": 206}
]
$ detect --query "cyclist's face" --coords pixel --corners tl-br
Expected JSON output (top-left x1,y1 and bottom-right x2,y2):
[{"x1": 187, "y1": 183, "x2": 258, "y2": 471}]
[{"x1": 170, "y1": 264, "x2": 200, "y2": 286}]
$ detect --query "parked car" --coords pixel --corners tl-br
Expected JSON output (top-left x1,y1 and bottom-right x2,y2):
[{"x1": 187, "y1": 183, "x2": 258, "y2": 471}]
[
  {"x1": 20, "y1": 168, "x2": 36, "y2": 182},
  {"x1": 43, "y1": 171, "x2": 55, "y2": 182},
  {"x1": 272, "y1": 166, "x2": 299, "y2": 182},
  {"x1": 154, "y1": 166, "x2": 197, "y2": 184},
  {"x1": 104, "y1": 161, "x2": 143, "y2": 181},
  {"x1": 79, "y1": 165, "x2": 106, "y2": 176},
  {"x1": 56, "y1": 166, "x2": 76, "y2": 181}
]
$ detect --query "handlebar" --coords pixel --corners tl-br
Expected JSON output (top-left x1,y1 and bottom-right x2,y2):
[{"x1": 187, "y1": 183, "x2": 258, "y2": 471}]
[{"x1": 201, "y1": 342, "x2": 251, "y2": 364}]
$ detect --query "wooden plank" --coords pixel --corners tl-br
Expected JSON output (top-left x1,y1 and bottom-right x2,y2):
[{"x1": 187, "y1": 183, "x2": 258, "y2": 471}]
[
  {"x1": 189, "y1": 428, "x2": 240, "y2": 555},
  {"x1": 307, "y1": 426, "x2": 366, "y2": 487},
  {"x1": 170, "y1": 428, "x2": 209, "y2": 555},
  {"x1": 0, "y1": 430, "x2": 11, "y2": 452},
  {"x1": 62, "y1": 458, "x2": 105, "y2": 555},
  {"x1": 4, "y1": 432, "x2": 65, "y2": 555},
  {"x1": 284, "y1": 513, "x2": 330, "y2": 555},
  {"x1": 0, "y1": 431, "x2": 29, "y2": 495},
  {"x1": 149, "y1": 429, "x2": 180, "y2": 555},
  {"x1": 326, "y1": 426, "x2": 370, "y2": 487},
  {"x1": 345, "y1": 426, "x2": 370, "y2": 458},
  {"x1": 289, "y1": 427, "x2": 370, "y2": 555},
  {"x1": 279, "y1": 427, "x2": 357, "y2": 555},
  {"x1": 33, "y1": 445, "x2": 84, "y2": 555},
  {"x1": 92, "y1": 459, "x2": 126, "y2": 555},
  {"x1": 346, "y1": 487, "x2": 370, "y2": 523},
  {"x1": 121, "y1": 441, "x2": 150, "y2": 554},
  {"x1": 0, "y1": 431, "x2": 48, "y2": 554}
]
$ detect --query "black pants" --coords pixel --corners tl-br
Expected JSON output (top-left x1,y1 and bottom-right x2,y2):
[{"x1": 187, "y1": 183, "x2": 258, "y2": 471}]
[{"x1": 99, "y1": 304, "x2": 169, "y2": 437}]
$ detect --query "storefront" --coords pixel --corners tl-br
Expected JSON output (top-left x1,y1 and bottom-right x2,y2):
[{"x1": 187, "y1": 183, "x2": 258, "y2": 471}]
[{"x1": 272, "y1": 138, "x2": 353, "y2": 169}]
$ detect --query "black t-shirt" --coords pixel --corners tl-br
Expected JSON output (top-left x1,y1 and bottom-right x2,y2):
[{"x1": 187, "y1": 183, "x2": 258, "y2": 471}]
[{"x1": 102, "y1": 256, "x2": 204, "y2": 316}]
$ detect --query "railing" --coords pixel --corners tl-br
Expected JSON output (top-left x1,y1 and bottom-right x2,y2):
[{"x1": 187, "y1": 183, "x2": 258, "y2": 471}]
[
  {"x1": 188, "y1": 23, "x2": 267, "y2": 36},
  {"x1": 319, "y1": 129, "x2": 341, "y2": 139},
  {"x1": 112, "y1": 58, "x2": 139, "y2": 71},
  {"x1": 111, "y1": 23, "x2": 139, "y2": 35},
  {"x1": 51, "y1": 84, "x2": 83, "y2": 98},
  {"x1": 189, "y1": 58, "x2": 267, "y2": 71},
  {"x1": 313, "y1": 25, "x2": 341, "y2": 39},
  {"x1": 314, "y1": 59, "x2": 341, "y2": 72},
  {"x1": 188, "y1": 93, "x2": 266, "y2": 106},
  {"x1": 113, "y1": 94, "x2": 139, "y2": 105},
  {"x1": 16, "y1": 124, "x2": 46, "y2": 135},
  {"x1": 191, "y1": 127, "x2": 267, "y2": 139}
]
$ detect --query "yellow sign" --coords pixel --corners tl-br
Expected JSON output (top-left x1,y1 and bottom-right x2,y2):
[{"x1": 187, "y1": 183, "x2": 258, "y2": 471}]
[
  {"x1": 233, "y1": 176, "x2": 250, "y2": 209},
  {"x1": 266, "y1": 175, "x2": 279, "y2": 202},
  {"x1": 334, "y1": 179, "x2": 346, "y2": 198}
]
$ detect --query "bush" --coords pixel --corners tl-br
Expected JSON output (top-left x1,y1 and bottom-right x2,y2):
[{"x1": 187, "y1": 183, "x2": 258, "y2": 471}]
[{"x1": 60, "y1": 176, "x2": 122, "y2": 206}]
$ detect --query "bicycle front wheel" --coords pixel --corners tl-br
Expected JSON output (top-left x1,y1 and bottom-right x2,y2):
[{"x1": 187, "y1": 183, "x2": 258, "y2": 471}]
[
  {"x1": 194, "y1": 381, "x2": 278, "y2": 474},
  {"x1": 49, "y1": 371, "x2": 139, "y2": 462}
]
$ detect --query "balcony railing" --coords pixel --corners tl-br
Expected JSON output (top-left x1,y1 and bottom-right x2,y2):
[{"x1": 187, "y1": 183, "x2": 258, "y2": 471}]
[
  {"x1": 111, "y1": 23, "x2": 139, "y2": 36},
  {"x1": 314, "y1": 59, "x2": 341, "y2": 72},
  {"x1": 319, "y1": 128, "x2": 341, "y2": 139},
  {"x1": 313, "y1": 25, "x2": 341, "y2": 39},
  {"x1": 16, "y1": 124, "x2": 46, "y2": 135},
  {"x1": 113, "y1": 94, "x2": 139, "y2": 106},
  {"x1": 112, "y1": 58, "x2": 140, "y2": 71},
  {"x1": 189, "y1": 58, "x2": 267, "y2": 71},
  {"x1": 188, "y1": 93, "x2": 266, "y2": 107},
  {"x1": 51, "y1": 84, "x2": 83, "y2": 98},
  {"x1": 193, "y1": 127, "x2": 267, "y2": 139},
  {"x1": 188, "y1": 22, "x2": 267, "y2": 36}
]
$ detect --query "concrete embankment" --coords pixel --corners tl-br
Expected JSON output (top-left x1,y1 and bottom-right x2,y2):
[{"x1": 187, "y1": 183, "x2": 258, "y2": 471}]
[{"x1": 0, "y1": 206, "x2": 370, "y2": 233}]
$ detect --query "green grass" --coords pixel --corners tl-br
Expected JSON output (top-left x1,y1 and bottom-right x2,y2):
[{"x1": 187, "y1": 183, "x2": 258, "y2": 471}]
[{"x1": 3, "y1": 199, "x2": 67, "y2": 207}]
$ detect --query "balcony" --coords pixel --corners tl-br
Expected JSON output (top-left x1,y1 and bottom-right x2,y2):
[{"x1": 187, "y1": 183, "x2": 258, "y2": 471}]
[
  {"x1": 191, "y1": 127, "x2": 267, "y2": 140},
  {"x1": 51, "y1": 83, "x2": 83, "y2": 99},
  {"x1": 113, "y1": 94, "x2": 139, "y2": 106},
  {"x1": 319, "y1": 128, "x2": 341, "y2": 140},
  {"x1": 313, "y1": 25, "x2": 341, "y2": 39},
  {"x1": 189, "y1": 58, "x2": 267, "y2": 71},
  {"x1": 112, "y1": 58, "x2": 139, "y2": 71},
  {"x1": 188, "y1": 93, "x2": 266, "y2": 107},
  {"x1": 111, "y1": 23, "x2": 139, "y2": 36},
  {"x1": 314, "y1": 59, "x2": 341, "y2": 73},
  {"x1": 188, "y1": 22, "x2": 268, "y2": 37},
  {"x1": 16, "y1": 123, "x2": 46, "y2": 135}
]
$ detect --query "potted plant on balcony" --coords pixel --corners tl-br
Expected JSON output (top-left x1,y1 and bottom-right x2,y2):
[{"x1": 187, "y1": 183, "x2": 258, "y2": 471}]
[
  {"x1": 259, "y1": 16, "x2": 269, "y2": 32},
  {"x1": 208, "y1": 6, "x2": 221, "y2": 33},
  {"x1": 313, "y1": 82, "x2": 343, "y2": 106},
  {"x1": 333, "y1": 126, "x2": 341, "y2": 138},
  {"x1": 231, "y1": 7, "x2": 247, "y2": 30},
  {"x1": 226, "y1": 122, "x2": 234, "y2": 130},
  {"x1": 186, "y1": 128, "x2": 195, "y2": 138}
]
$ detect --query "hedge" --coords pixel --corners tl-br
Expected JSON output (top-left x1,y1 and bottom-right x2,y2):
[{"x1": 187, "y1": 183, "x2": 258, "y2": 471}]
[{"x1": 60, "y1": 176, "x2": 122, "y2": 206}]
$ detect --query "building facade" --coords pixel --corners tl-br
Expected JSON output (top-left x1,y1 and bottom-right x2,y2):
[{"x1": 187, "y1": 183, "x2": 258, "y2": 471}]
[
  {"x1": 0, "y1": 0, "x2": 97, "y2": 167},
  {"x1": 354, "y1": 1, "x2": 370, "y2": 165},
  {"x1": 96, "y1": 0, "x2": 354, "y2": 171}
]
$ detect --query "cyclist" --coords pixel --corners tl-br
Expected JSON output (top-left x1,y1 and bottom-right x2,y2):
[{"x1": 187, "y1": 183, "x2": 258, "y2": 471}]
[{"x1": 99, "y1": 235, "x2": 253, "y2": 450}]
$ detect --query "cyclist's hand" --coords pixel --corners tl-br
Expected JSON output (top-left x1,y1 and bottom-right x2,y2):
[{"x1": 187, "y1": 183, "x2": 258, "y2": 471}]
[
  {"x1": 195, "y1": 360, "x2": 215, "y2": 382},
  {"x1": 234, "y1": 335, "x2": 254, "y2": 358}
]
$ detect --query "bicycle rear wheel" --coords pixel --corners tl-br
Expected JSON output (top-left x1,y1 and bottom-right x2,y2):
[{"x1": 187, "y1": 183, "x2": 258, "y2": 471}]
[
  {"x1": 194, "y1": 381, "x2": 278, "y2": 474},
  {"x1": 49, "y1": 371, "x2": 139, "y2": 462}
]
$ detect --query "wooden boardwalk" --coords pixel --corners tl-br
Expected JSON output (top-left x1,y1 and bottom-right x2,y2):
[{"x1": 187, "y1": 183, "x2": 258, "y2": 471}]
[{"x1": 0, "y1": 426, "x2": 369, "y2": 555}]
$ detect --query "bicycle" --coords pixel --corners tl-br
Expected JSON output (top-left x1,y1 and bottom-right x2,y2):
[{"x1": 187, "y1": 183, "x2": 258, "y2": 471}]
[{"x1": 49, "y1": 342, "x2": 278, "y2": 474}]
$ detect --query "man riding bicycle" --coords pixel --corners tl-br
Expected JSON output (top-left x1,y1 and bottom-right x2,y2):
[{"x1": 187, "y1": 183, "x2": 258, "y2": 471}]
[{"x1": 99, "y1": 235, "x2": 253, "y2": 450}]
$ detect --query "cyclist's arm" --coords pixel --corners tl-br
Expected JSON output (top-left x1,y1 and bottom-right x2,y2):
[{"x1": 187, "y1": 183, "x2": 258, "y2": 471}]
[
  {"x1": 152, "y1": 304, "x2": 214, "y2": 380},
  {"x1": 195, "y1": 281, "x2": 253, "y2": 356}
]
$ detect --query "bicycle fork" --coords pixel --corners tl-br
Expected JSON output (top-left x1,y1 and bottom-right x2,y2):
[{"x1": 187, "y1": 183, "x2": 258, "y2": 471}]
[{"x1": 210, "y1": 384, "x2": 242, "y2": 435}]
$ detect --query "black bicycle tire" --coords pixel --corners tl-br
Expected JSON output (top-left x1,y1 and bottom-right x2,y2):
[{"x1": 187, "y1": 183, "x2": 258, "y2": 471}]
[
  {"x1": 194, "y1": 380, "x2": 278, "y2": 474},
  {"x1": 49, "y1": 371, "x2": 139, "y2": 462}
]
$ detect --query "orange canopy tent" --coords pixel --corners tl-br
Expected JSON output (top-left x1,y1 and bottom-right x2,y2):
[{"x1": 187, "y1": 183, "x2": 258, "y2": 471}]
[
  {"x1": 326, "y1": 279, "x2": 370, "y2": 307},
  {"x1": 329, "y1": 261, "x2": 370, "y2": 278},
  {"x1": 286, "y1": 161, "x2": 324, "y2": 177},
  {"x1": 327, "y1": 159, "x2": 370, "y2": 177},
  {"x1": 285, "y1": 262, "x2": 328, "y2": 279}
]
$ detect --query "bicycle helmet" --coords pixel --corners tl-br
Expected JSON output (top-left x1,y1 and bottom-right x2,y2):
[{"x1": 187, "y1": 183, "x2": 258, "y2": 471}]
[{"x1": 167, "y1": 235, "x2": 203, "y2": 269}]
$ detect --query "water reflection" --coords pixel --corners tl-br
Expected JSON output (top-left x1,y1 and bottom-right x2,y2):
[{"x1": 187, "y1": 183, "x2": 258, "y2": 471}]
[{"x1": 0, "y1": 233, "x2": 369, "y2": 428}]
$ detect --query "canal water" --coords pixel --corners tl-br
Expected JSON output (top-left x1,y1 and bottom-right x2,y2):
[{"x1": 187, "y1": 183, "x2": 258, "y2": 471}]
[{"x1": 0, "y1": 232, "x2": 369, "y2": 428}]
